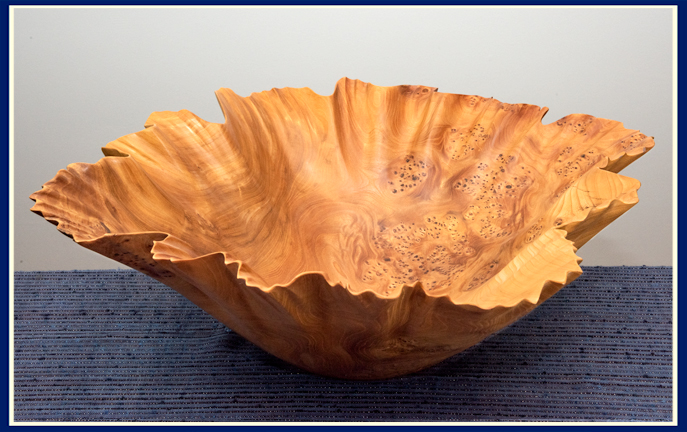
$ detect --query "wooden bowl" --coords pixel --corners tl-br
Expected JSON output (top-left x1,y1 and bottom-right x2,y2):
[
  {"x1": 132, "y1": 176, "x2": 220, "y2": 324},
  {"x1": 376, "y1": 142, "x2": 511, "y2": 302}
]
[{"x1": 30, "y1": 78, "x2": 654, "y2": 380}]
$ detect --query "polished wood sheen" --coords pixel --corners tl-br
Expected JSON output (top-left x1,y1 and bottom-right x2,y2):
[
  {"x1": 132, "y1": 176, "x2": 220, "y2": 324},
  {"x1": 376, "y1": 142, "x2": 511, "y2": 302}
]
[{"x1": 30, "y1": 78, "x2": 654, "y2": 379}]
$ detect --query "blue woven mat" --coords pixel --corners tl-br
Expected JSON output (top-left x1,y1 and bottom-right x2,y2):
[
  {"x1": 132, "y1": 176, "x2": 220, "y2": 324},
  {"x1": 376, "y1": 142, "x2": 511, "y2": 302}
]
[{"x1": 13, "y1": 266, "x2": 673, "y2": 422}]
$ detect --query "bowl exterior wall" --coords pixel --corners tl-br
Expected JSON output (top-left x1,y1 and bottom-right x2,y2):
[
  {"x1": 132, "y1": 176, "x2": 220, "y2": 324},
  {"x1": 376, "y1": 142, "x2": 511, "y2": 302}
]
[{"x1": 81, "y1": 232, "x2": 575, "y2": 380}]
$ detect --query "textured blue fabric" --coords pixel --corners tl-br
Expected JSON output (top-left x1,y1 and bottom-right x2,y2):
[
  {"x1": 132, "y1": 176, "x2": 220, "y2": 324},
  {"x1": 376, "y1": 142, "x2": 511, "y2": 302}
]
[{"x1": 13, "y1": 266, "x2": 672, "y2": 422}]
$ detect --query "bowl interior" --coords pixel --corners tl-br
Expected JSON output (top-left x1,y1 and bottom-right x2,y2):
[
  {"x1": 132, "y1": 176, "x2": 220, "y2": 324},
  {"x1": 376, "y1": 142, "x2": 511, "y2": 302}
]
[{"x1": 31, "y1": 79, "x2": 653, "y2": 307}]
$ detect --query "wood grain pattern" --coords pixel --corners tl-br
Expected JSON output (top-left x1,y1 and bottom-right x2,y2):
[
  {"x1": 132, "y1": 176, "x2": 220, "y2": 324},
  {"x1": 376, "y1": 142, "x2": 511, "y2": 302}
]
[{"x1": 30, "y1": 78, "x2": 654, "y2": 379}]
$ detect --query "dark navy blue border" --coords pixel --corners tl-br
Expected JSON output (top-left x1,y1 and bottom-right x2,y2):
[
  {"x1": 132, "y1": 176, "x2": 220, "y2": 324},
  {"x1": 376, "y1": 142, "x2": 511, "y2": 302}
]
[
  {"x1": 4, "y1": 2, "x2": 682, "y2": 6},
  {"x1": 7, "y1": 2, "x2": 679, "y2": 430},
  {"x1": 5, "y1": 426, "x2": 681, "y2": 430},
  {"x1": 8, "y1": 423, "x2": 668, "y2": 429},
  {"x1": 674, "y1": 1, "x2": 683, "y2": 430},
  {"x1": 676, "y1": 0, "x2": 683, "y2": 429}
]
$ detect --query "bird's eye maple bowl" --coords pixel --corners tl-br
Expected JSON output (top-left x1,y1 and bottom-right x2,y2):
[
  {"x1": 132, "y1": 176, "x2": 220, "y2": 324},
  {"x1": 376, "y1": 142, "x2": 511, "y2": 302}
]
[{"x1": 30, "y1": 78, "x2": 653, "y2": 380}]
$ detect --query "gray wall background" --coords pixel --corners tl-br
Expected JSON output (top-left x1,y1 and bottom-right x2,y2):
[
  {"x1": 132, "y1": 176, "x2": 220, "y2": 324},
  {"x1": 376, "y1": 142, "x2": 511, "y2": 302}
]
[{"x1": 12, "y1": 7, "x2": 674, "y2": 270}]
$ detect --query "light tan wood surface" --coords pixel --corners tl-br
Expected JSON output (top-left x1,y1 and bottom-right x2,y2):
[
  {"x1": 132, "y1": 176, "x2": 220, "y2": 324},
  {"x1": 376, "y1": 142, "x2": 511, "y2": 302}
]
[{"x1": 30, "y1": 78, "x2": 653, "y2": 379}]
